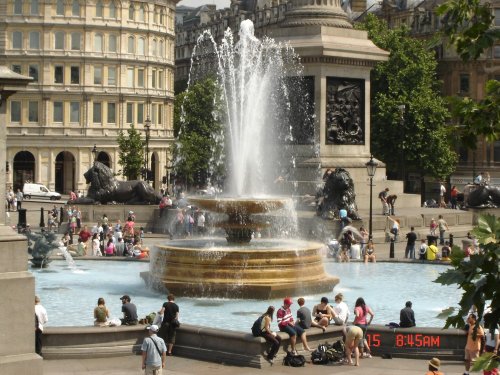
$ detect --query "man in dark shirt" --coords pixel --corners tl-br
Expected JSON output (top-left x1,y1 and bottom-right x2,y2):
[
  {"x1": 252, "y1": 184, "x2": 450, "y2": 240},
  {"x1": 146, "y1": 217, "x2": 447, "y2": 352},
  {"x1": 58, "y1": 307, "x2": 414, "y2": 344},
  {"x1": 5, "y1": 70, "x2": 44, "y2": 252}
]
[
  {"x1": 159, "y1": 294, "x2": 179, "y2": 356},
  {"x1": 405, "y1": 227, "x2": 418, "y2": 259},
  {"x1": 399, "y1": 301, "x2": 416, "y2": 328},
  {"x1": 120, "y1": 295, "x2": 138, "y2": 325}
]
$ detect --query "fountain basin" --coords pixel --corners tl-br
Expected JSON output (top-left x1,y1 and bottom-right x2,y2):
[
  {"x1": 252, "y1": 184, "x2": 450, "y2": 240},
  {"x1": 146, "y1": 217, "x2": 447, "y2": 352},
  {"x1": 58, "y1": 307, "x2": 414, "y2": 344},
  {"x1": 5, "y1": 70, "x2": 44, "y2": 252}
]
[{"x1": 145, "y1": 238, "x2": 338, "y2": 299}]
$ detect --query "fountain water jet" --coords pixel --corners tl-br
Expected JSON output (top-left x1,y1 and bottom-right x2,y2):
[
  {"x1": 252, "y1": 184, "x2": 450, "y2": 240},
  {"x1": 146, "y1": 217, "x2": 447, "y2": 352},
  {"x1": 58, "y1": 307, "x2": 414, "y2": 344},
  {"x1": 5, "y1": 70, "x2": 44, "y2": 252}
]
[{"x1": 146, "y1": 20, "x2": 338, "y2": 298}]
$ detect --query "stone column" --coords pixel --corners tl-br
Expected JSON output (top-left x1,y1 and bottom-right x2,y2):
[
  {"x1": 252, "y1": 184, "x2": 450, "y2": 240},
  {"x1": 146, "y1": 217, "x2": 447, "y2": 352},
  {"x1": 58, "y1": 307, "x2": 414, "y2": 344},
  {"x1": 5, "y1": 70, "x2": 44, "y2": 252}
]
[{"x1": 0, "y1": 66, "x2": 43, "y2": 375}]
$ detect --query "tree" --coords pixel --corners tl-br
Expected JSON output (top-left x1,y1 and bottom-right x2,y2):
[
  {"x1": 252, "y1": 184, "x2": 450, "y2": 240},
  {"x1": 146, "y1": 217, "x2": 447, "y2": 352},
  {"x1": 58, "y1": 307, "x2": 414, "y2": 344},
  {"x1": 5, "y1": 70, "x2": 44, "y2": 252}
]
[
  {"x1": 435, "y1": 214, "x2": 499, "y2": 372},
  {"x1": 173, "y1": 77, "x2": 224, "y2": 188},
  {"x1": 359, "y1": 15, "x2": 457, "y2": 181},
  {"x1": 117, "y1": 124, "x2": 145, "y2": 180},
  {"x1": 437, "y1": 0, "x2": 500, "y2": 62}
]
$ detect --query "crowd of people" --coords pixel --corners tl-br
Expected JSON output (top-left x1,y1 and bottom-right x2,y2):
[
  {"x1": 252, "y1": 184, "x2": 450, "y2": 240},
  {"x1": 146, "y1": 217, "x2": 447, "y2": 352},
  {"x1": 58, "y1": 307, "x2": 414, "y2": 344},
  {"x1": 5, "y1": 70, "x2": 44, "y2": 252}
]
[{"x1": 5, "y1": 187, "x2": 23, "y2": 212}]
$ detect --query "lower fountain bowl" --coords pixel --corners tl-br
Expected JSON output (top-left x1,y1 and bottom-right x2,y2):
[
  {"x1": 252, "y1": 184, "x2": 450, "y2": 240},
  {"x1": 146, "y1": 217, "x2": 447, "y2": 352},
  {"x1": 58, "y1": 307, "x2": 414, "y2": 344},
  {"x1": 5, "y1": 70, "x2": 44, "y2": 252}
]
[{"x1": 143, "y1": 238, "x2": 339, "y2": 299}]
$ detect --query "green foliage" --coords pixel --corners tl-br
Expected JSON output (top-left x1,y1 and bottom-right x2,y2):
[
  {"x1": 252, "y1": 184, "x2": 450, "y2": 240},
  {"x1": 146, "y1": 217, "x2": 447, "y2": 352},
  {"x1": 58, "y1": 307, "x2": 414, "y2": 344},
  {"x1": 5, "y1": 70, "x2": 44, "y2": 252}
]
[
  {"x1": 447, "y1": 80, "x2": 500, "y2": 150},
  {"x1": 437, "y1": 0, "x2": 500, "y2": 62},
  {"x1": 435, "y1": 214, "x2": 500, "y2": 370},
  {"x1": 359, "y1": 15, "x2": 457, "y2": 179},
  {"x1": 173, "y1": 78, "x2": 225, "y2": 187},
  {"x1": 117, "y1": 124, "x2": 145, "y2": 180}
]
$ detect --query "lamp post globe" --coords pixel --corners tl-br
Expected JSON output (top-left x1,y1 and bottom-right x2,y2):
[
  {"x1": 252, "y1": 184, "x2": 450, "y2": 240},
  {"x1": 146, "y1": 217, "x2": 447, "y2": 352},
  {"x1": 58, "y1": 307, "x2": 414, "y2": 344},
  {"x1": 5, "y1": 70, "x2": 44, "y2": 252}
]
[{"x1": 365, "y1": 155, "x2": 378, "y2": 241}]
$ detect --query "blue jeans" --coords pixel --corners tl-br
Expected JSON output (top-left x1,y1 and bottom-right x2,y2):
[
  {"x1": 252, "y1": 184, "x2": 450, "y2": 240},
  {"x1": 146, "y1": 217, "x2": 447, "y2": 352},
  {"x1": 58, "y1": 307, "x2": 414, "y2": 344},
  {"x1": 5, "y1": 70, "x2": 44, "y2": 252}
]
[
  {"x1": 439, "y1": 230, "x2": 445, "y2": 245},
  {"x1": 405, "y1": 244, "x2": 415, "y2": 259}
]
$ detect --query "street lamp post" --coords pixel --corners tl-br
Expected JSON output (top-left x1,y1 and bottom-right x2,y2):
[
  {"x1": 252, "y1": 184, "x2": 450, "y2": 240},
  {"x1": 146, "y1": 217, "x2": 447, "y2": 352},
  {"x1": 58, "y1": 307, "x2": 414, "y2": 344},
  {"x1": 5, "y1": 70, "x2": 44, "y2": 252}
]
[
  {"x1": 144, "y1": 117, "x2": 151, "y2": 182},
  {"x1": 91, "y1": 144, "x2": 98, "y2": 164},
  {"x1": 399, "y1": 104, "x2": 406, "y2": 191},
  {"x1": 365, "y1": 155, "x2": 378, "y2": 241}
]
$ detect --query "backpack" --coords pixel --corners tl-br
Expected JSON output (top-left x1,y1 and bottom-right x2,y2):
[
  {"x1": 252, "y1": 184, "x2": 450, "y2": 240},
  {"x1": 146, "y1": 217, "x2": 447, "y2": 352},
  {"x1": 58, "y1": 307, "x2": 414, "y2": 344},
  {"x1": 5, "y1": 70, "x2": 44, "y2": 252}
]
[
  {"x1": 311, "y1": 349, "x2": 329, "y2": 364},
  {"x1": 325, "y1": 340, "x2": 345, "y2": 362},
  {"x1": 283, "y1": 351, "x2": 306, "y2": 367},
  {"x1": 251, "y1": 315, "x2": 264, "y2": 337}
]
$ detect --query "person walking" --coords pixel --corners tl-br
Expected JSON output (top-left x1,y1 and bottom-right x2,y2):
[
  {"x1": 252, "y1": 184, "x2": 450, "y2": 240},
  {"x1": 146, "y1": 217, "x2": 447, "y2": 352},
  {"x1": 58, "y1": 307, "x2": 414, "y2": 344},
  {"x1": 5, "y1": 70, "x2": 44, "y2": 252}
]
[
  {"x1": 450, "y1": 185, "x2": 459, "y2": 209},
  {"x1": 141, "y1": 325, "x2": 167, "y2": 374},
  {"x1": 379, "y1": 188, "x2": 389, "y2": 215},
  {"x1": 437, "y1": 215, "x2": 449, "y2": 245},
  {"x1": 405, "y1": 226, "x2": 417, "y2": 259},
  {"x1": 464, "y1": 314, "x2": 484, "y2": 375},
  {"x1": 158, "y1": 294, "x2": 179, "y2": 356},
  {"x1": 439, "y1": 182, "x2": 447, "y2": 208},
  {"x1": 35, "y1": 295, "x2": 48, "y2": 356},
  {"x1": 16, "y1": 188, "x2": 23, "y2": 211}
]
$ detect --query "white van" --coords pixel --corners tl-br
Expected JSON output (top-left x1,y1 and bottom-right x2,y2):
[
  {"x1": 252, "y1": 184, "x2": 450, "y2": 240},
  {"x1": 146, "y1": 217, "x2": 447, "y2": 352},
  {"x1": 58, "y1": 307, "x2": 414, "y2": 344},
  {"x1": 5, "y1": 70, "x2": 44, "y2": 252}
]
[{"x1": 23, "y1": 183, "x2": 61, "y2": 200}]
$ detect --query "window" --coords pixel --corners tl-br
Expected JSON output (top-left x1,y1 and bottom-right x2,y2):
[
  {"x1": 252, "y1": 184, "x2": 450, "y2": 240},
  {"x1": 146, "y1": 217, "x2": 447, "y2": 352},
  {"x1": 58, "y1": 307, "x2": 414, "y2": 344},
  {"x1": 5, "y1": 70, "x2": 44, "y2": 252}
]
[
  {"x1": 152, "y1": 39, "x2": 157, "y2": 56},
  {"x1": 154, "y1": 7, "x2": 159, "y2": 24},
  {"x1": 137, "y1": 103, "x2": 144, "y2": 124},
  {"x1": 158, "y1": 70, "x2": 164, "y2": 89},
  {"x1": 71, "y1": 32, "x2": 81, "y2": 50},
  {"x1": 160, "y1": 9, "x2": 165, "y2": 25},
  {"x1": 151, "y1": 69, "x2": 156, "y2": 88},
  {"x1": 93, "y1": 102, "x2": 102, "y2": 123},
  {"x1": 29, "y1": 64, "x2": 39, "y2": 82},
  {"x1": 109, "y1": 2, "x2": 116, "y2": 18},
  {"x1": 158, "y1": 104, "x2": 163, "y2": 125},
  {"x1": 55, "y1": 31, "x2": 65, "y2": 50},
  {"x1": 138, "y1": 4, "x2": 145, "y2": 22},
  {"x1": 72, "y1": 0, "x2": 80, "y2": 16},
  {"x1": 160, "y1": 40, "x2": 165, "y2": 57},
  {"x1": 70, "y1": 102, "x2": 80, "y2": 122},
  {"x1": 70, "y1": 66, "x2": 80, "y2": 84},
  {"x1": 137, "y1": 69, "x2": 144, "y2": 87},
  {"x1": 54, "y1": 65, "x2": 64, "y2": 83},
  {"x1": 128, "y1": 36, "x2": 135, "y2": 53},
  {"x1": 108, "y1": 35, "x2": 117, "y2": 52},
  {"x1": 53, "y1": 102, "x2": 63, "y2": 122},
  {"x1": 126, "y1": 103, "x2": 133, "y2": 123},
  {"x1": 30, "y1": 0, "x2": 39, "y2": 15},
  {"x1": 128, "y1": 4, "x2": 135, "y2": 20},
  {"x1": 94, "y1": 34, "x2": 103, "y2": 52},
  {"x1": 107, "y1": 66, "x2": 116, "y2": 85},
  {"x1": 460, "y1": 74, "x2": 470, "y2": 94},
  {"x1": 107, "y1": 103, "x2": 116, "y2": 123},
  {"x1": 94, "y1": 66, "x2": 102, "y2": 85},
  {"x1": 12, "y1": 31, "x2": 22, "y2": 49},
  {"x1": 96, "y1": 1, "x2": 103, "y2": 17},
  {"x1": 29, "y1": 31, "x2": 40, "y2": 49},
  {"x1": 11, "y1": 101, "x2": 21, "y2": 122},
  {"x1": 14, "y1": 0, "x2": 23, "y2": 15},
  {"x1": 56, "y1": 0, "x2": 64, "y2": 15},
  {"x1": 11, "y1": 64, "x2": 22, "y2": 74},
  {"x1": 138, "y1": 38, "x2": 145, "y2": 55},
  {"x1": 127, "y1": 68, "x2": 134, "y2": 87},
  {"x1": 28, "y1": 101, "x2": 38, "y2": 122},
  {"x1": 152, "y1": 103, "x2": 157, "y2": 124}
]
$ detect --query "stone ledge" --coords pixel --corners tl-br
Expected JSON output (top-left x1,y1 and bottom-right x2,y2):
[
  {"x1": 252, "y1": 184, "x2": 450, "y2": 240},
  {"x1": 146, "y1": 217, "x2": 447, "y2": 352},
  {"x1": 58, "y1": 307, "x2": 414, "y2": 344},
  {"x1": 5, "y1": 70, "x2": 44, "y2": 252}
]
[{"x1": 42, "y1": 323, "x2": 465, "y2": 368}]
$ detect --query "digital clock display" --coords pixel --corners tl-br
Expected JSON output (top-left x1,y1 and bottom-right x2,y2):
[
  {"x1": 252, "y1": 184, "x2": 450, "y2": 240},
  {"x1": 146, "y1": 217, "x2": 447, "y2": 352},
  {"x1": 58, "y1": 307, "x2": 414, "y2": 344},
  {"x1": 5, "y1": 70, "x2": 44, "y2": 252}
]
[{"x1": 366, "y1": 333, "x2": 441, "y2": 348}]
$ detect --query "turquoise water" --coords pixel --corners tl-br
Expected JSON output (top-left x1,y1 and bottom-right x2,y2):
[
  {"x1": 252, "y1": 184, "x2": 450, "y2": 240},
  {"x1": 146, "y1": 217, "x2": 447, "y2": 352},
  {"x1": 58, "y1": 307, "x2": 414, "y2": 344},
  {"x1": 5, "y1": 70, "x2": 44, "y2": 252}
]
[{"x1": 31, "y1": 260, "x2": 460, "y2": 330}]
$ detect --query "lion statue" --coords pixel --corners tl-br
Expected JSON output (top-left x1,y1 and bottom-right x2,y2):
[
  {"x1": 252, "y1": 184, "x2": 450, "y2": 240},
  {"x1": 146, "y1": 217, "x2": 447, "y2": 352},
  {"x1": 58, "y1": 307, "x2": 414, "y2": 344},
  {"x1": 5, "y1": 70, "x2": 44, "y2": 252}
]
[
  {"x1": 317, "y1": 168, "x2": 361, "y2": 220},
  {"x1": 70, "y1": 162, "x2": 162, "y2": 205},
  {"x1": 466, "y1": 184, "x2": 500, "y2": 208}
]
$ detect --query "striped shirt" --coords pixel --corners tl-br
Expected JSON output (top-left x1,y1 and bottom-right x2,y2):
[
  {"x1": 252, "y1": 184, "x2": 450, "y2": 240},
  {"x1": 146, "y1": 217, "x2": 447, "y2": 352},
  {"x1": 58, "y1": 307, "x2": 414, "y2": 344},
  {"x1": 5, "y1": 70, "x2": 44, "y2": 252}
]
[{"x1": 277, "y1": 307, "x2": 293, "y2": 330}]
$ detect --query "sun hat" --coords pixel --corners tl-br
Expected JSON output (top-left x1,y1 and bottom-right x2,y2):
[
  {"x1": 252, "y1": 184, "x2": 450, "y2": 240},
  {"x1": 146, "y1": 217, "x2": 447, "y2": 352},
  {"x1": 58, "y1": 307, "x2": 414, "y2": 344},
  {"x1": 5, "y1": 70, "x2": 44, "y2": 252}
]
[{"x1": 428, "y1": 357, "x2": 440, "y2": 370}]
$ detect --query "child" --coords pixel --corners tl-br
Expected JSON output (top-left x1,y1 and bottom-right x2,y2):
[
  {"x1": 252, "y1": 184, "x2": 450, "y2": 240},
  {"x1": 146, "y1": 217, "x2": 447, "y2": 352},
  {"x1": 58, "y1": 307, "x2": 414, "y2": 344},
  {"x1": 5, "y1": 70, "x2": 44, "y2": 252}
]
[
  {"x1": 419, "y1": 239, "x2": 427, "y2": 260},
  {"x1": 430, "y1": 218, "x2": 437, "y2": 236}
]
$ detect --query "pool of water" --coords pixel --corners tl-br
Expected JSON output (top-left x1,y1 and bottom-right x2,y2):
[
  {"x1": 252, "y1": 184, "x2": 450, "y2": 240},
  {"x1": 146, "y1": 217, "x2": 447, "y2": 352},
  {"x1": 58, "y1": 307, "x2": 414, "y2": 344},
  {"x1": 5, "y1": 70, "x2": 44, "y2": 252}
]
[{"x1": 31, "y1": 260, "x2": 460, "y2": 330}]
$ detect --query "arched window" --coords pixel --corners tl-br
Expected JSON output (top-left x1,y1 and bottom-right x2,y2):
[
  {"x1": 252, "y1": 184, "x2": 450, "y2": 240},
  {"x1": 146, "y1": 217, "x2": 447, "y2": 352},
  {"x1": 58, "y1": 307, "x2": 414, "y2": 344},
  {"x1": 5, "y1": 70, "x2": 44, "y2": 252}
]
[
  {"x1": 138, "y1": 4, "x2": 145, "y2": 22},
  {"x1": 128, "y1": 3, "x2": 134, "y2": 20},
  {"x1": 138, "y1": 37, "x2": 145, "y2": 55},
  {"x1": 56, "y1": 0, "x2": 64, "y2": 15},
  {"x1": 159, "y1": 40, "x2": 164, "y2": 57},
  {"x1": 109, "y1": 1, "x2": 116, "y2": 18},
  {"x1": 94, "y1": 33, "x2": 103, "y2": 52},
  {"x1": 95, "y1": 0, "x2": 103, "y2": 17},
  {"x1": 72, "y1": 0, "x2": 80, "y2": 16},
  {"x1": 128, "y1": 36, "x2": 135, "y2": 53}
]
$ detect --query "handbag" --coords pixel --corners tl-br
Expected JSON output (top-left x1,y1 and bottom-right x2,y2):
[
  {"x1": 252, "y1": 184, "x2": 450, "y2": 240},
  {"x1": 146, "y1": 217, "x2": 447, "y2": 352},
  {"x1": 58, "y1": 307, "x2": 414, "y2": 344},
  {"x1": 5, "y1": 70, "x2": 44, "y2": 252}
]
[{"x1": 171, "y1": 318, "x2": 180, "y2": 328}]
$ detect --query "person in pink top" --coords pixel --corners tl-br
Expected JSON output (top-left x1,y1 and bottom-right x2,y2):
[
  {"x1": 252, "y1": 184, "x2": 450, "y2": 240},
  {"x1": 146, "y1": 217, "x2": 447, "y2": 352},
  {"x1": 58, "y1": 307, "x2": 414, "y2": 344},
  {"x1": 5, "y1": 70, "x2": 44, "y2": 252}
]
[
  {"x1": 353, "y1": 297, "x2": 374, "y2": 358},
  {"x1": 105, "y1": 239, "x2": 115, "y2": 257}
]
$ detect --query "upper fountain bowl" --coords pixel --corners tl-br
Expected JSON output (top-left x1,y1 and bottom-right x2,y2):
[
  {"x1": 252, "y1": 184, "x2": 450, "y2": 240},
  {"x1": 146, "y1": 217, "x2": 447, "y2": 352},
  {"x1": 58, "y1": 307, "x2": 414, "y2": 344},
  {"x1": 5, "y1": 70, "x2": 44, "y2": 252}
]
[{"x1": 188, "y1": 197, "x2": 287, "y2": 216}]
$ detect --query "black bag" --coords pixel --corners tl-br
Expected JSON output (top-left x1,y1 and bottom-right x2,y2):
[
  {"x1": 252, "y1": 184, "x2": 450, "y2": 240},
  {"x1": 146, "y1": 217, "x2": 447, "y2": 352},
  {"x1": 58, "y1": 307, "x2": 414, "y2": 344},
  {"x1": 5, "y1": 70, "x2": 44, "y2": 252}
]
[
  {"x1": 251, "y1": 315, "x2": 264, "y2": 337},
  {"x1": 283, "y1": 351, "x2": 306, "y2": 367},
  {"x1": 311, "y1": 349, "x2": 329, "y2": 364},
  {"x1": 171, "y1": 318, "x2": 180, "y2": 328}
]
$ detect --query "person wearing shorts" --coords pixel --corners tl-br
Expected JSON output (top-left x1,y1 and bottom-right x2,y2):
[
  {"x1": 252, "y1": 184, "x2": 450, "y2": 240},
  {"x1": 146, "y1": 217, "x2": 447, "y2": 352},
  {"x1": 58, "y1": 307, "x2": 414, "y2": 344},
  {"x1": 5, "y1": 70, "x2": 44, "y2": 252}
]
[
  {"x1": 344, "y1": 325, "x2": 363, "y2": 366},
  {"x1": 277, "y1": 297, "x2": 312, "y2": 354}
]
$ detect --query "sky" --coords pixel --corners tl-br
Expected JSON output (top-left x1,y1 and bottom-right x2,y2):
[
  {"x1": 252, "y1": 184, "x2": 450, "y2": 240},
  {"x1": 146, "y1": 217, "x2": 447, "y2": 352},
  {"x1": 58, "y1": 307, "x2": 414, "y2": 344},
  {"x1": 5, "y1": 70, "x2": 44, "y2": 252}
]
[{"x1": 178, "y1": 0, "x2": 231, "y2": 9}]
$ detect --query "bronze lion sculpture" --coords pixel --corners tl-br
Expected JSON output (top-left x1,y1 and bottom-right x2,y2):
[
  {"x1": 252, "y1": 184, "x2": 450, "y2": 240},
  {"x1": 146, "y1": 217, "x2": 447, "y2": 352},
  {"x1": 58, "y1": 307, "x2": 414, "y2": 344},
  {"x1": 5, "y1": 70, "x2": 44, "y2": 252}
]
[
  {"x1": 70, "y1": 162, "x2": 162, "y2": 205},
  {"x1": 317, "y1": 168, "x2": 361, "y2": 220}
]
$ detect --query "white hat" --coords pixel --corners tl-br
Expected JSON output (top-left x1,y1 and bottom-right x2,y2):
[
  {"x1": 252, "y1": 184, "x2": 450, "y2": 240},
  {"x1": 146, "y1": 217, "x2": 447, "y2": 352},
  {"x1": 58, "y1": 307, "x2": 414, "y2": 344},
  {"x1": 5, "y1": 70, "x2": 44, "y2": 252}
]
[{"x1": 147, "y1": 325, "x2": 159, "y2": 333}]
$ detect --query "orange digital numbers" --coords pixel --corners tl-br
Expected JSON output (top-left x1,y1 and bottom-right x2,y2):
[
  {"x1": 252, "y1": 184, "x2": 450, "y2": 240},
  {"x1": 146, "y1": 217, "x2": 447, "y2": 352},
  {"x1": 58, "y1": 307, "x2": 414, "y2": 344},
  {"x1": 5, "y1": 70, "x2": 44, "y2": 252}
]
[
  {"x1": 366, "y1": 333, "x2": 381, "y2": 347},
  {"x1": 394, "y1": 334, "x2": 440, "y2": 348}
]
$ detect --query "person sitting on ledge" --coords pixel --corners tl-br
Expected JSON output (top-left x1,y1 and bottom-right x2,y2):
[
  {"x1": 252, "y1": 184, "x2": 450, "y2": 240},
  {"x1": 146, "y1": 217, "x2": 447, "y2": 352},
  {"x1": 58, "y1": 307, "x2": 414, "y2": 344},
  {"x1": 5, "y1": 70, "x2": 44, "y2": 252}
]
[
  {"x1": 296, "y1": 297, "x2": 326, "y2": 332},
  {"x1": 399, "y1": 301, "x2": 416, "y2": 328},
  {"x1": 426, "y1": 240, "x2": 439, "y2": 261},
  {"x1": 120, "y1": 295, "x2": 138, "y2": 325},
  {"x1": 94, "y1": 297, "x2": 110, "y2": 326},
  {"x1": 441, "y1": 241, "x2": 451, "y2": 261},
  {"x1": 364, "y1": 241, "x2": 376, "y2": 263},
  {"x1": 132, "y1": 240, "x2": 150, "y2": 259},
  {"x1": 277, "y1": 297, "x2": 312, "y2": 353},
  {"x1": 312, "y1": 297, "x2": 336, "y2": 329}
]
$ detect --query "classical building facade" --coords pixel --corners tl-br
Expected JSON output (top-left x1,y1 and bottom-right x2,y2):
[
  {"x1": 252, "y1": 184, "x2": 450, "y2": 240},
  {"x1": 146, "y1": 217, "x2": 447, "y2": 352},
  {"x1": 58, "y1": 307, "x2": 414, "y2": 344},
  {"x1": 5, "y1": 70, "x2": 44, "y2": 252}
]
[{"x1": 1, "y1": 0, "x2": 177, "y2": 194}]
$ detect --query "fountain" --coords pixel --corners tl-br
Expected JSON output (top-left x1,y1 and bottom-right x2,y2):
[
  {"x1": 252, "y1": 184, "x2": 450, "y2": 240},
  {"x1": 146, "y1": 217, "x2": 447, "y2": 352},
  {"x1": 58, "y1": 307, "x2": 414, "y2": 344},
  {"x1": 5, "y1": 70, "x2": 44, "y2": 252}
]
[{"x1": 146, "y1": 20, "x2": 338, "y2": 299}]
